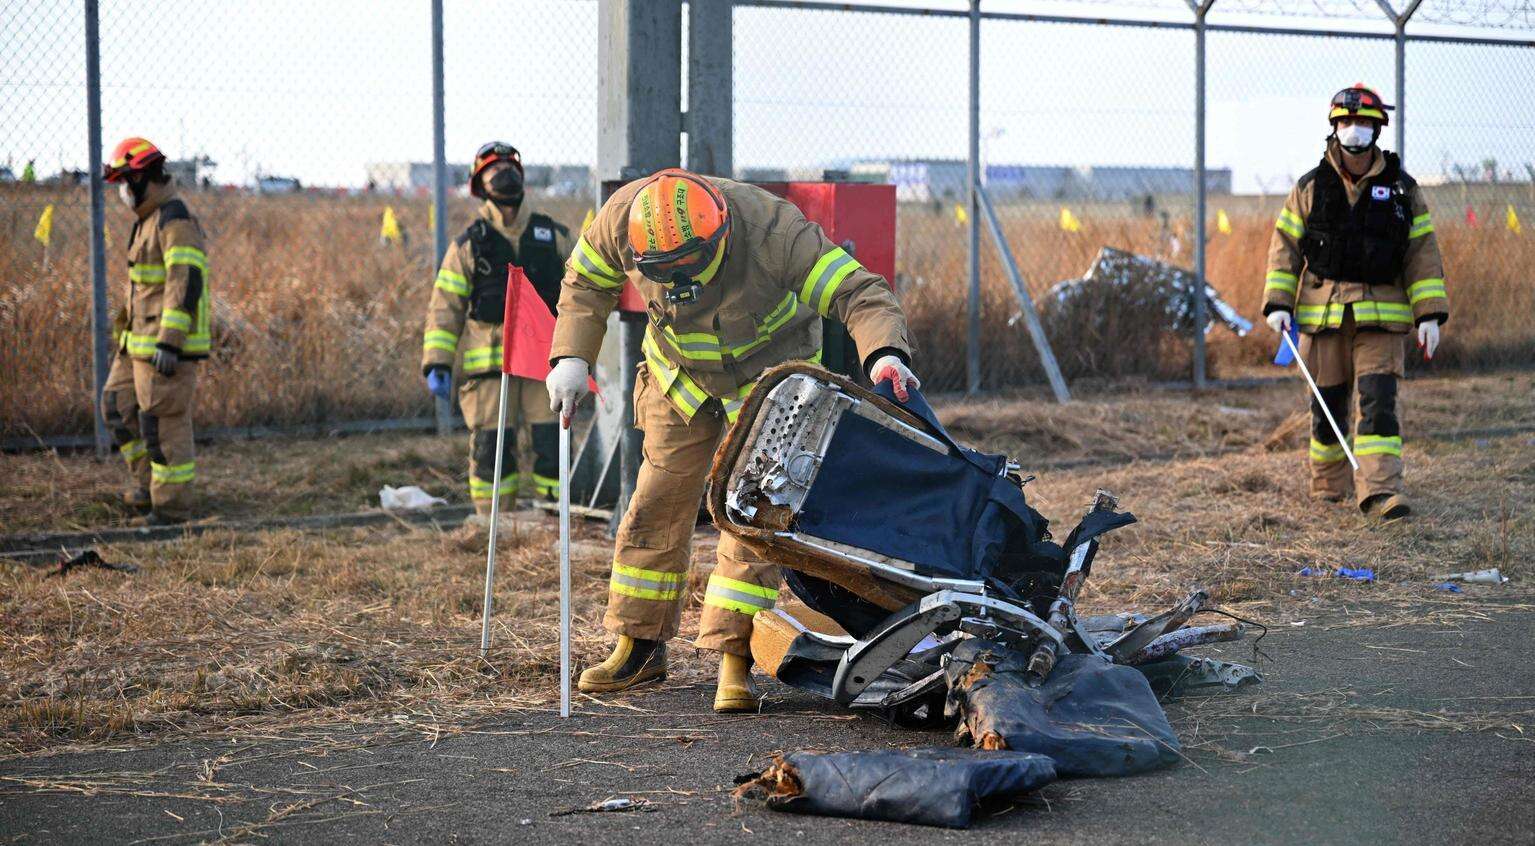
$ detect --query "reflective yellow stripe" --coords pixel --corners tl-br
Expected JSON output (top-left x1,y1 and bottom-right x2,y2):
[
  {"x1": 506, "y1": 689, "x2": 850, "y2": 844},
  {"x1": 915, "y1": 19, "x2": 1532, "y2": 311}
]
[
  {"x1": 469, "y1": 474, "x2": 518, "y2": 499},
  {"x1": 1309, "y1": 438, "x2": 1348, "y2": 464},
  {"x1": 150, "y1": 461, "x2": 195, "y2": 484},
  {"x1": 1330, "y1": 106, "x2": 1386, "y2": 121},
  {"x1": 423, "y1": 328, "x2": 459, "y2": 354},
  {"x1": 129, "y1": 264, "x2": 166, "y2": 284},
  {"x1": 1407, "y1": 278, "x2": 1447, "y2": 305},
  {"x1": 799, "y1": 248, "x2": 861, "y2": 316},
  {"x1": 125, "y1": 332, "x2": 159, "y2": 357},
  {"x1": 164, "y1": 245, "x2": 208, "y2": 272},
  {"x1": 643, "y1": 329, "x2": 707, "y2": 420},
  {"x1": 574, "y1": 235, "x2": 623, "y2": 289},
  {"x1": 435, "y1": 269, "x2": 470, "y2": 297},
  {"x1": 1355, "y1": 434, "x2": 1402, "y2": 457},
  {"x1": 610, "y1": 562, "x2": 683, "y2": 602},
  {"x1": 462, "y1": 344, "x2": 504, "y2": 370},
  {"x1": 704, "y1": 572, "x2": 779, "y2": 616},
  {"x1": 1350, "y1": 300, "x2": 1414, "y2": 325},
  {"x1": 1295, "y1": 303, "x2": 1344, "y2": 330},
  {"x1": 1275, "y1": 208, "x2": 1305, "y2": 240},
  {"x1": 119, "y1": 439, "x2": 146, "y2": 463},
  {"x1": 530, "y1": 473, "x2": 559, "y2": 496},
  {"x1": 1264, "y1": 270, "x2": 1298, "y2": 297},
  {"x1": 659, "y1": 292, "x2": 802, "y2": 364},
  {"x1": 161, "y1": 308, "x2": 193, "y2": 333},
  {"x1": 1409, "y1": 213, "x2": 1434, "y2": 239}
]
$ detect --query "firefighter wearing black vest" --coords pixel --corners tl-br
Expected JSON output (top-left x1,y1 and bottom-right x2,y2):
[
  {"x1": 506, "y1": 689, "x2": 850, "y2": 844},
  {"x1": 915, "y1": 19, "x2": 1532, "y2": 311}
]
[
  {"x1": 1263, "y1": 85, "x2": 1449, "y2": 520},
  {"x1": 421, "y1": 142, "x2": 573, "y2": 515}
]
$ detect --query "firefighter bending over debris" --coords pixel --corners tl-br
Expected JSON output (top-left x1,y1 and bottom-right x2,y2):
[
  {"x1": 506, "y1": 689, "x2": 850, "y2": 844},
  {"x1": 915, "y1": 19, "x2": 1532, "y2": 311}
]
[
  {"x1": 1264, "y1": 84, "x2": 1449, "y2": 520},
  {"x1": 101, "y1": 138, "x2": 211, "y2": 525},
  {"x1": 545, "y1": 169, "x2": 918, "y2": 712},
  {"x1": 422, "y1": 143, "x2": 573, "y2": 514}
]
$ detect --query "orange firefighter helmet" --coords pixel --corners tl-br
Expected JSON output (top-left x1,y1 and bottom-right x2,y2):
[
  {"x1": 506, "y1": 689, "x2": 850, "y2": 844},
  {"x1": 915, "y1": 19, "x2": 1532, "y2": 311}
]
[
  {"x1": 627, "y1": 168, "x2": 731, "y2": 287},
  {"x1": 1328, "y1": 83, "x2": 1392, "y2": 126},
  {"x1": 104, "y1": 137, "x2": 166, "y2": 183}
]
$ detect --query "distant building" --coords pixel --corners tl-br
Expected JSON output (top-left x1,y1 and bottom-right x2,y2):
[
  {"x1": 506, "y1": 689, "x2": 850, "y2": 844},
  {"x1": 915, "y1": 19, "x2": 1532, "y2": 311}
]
[
  {"x1": 365, "y1": 162, "x2": 470, "y2": 194},
  {"x1": 256, "y1": 175, "x2": 302, "y2": 194},
  {"x1": 843, "y1": 158, "x2": 1231, "y2": 202},
  {"x1": 165, "y1": 156, "x2": 215, "y2": 187}
]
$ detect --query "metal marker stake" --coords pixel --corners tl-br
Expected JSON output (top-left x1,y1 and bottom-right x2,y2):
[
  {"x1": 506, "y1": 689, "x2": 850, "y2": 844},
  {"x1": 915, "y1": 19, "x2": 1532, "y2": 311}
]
[{"x1": 1283, "y1": 330, "x2": 1358, "y2": 470}]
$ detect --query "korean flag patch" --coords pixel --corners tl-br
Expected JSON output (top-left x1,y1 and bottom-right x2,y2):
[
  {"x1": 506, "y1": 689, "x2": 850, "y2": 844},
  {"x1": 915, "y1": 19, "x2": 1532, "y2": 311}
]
[
  {"x1": 533, "y1": 225, "x2": 554, "y2": 242},
  {"x1": 1371, "y1": 186, "x2": 1392, "y2": 202}
]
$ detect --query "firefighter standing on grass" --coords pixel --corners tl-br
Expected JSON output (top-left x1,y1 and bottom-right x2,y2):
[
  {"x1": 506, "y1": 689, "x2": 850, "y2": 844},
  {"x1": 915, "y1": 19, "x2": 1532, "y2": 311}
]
[
  {"x1": 1263, "y1": 85, "x2": 1449, "y2": 520},
  {"x1": 544, "y1": 169, "x2": 917, "y2": 712},
  {"x1": 101, "y1": 138, "x2": 211, "y2": 525},
  {"x1": 421, "y1": 143, "x2": 573, "y2": 515}
]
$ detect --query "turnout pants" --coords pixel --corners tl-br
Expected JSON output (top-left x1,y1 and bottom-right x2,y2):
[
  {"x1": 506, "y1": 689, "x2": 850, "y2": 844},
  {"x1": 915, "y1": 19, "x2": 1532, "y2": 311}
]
[
  {"x1": 459, "y1": 374, "x2": 557, "y2": 515},
  {"x1": 129, "y1": 358, "x2": 199, "y2": 516},
  {"x1": 1298, "y1": 307, "x2": 1406, "y2": 505},
  {"x1": 102, "y1": 353, "x2": 150, "y2": 494},
  {"x1": 603, "y1": 366, "x2": 779, "y2": 658}
]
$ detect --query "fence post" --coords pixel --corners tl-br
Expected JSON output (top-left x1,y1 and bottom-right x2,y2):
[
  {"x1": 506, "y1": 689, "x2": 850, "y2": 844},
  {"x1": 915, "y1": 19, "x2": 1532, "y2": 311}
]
[
  {"x1": 966, "y1": 0, "x2": 981, "y2": 395},
  {"x1": 430, "y1": 0, "x2": 453, "y2": 436},
  {"x1": 1189, "y1": 0, "x2": 1213, "y2": 390},
  {"x1": 1375, "y1": 0, "x2": 1423, "y2": 162},
  {"x1": 686, "y1": 0, "x2": 732, "y2": 176},
  {"x1": 85, "y1": 0, "x2": 110, "y2": 458}
]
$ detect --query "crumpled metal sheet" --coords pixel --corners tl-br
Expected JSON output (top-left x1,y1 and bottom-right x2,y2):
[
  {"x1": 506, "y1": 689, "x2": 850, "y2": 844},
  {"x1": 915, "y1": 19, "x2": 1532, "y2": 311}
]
[
  {"x1": 735, "y1": 747, "x2": 1056, "y2": 829},
  {"x1": 945, "y1": 641, "x2": 1182, "y2": 777}
]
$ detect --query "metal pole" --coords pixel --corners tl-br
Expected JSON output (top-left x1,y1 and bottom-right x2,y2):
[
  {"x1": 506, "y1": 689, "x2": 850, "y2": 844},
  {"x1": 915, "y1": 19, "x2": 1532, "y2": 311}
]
[
  {"x1": 975, "y1": 184, "x2": 1070, "y2": 403},
  {"x1": 966, "y1": 0, "x2": 981, "y2": 395},
  {"x1": 85, "y1": 0, "x2": 110, "y2": 458},
  {"x1": 430, "y1": 0, "x2": 453, "y2": 437},
  {"x1": 686, "y1": 0, "x2": 732, "y2": 176},
  {"x1": 1190, "y1": 1, "x2": 1211, "y2": 390},
  {"x1": 478, "y1": 372, "x2": 512, "y2": 658},
  {"x1": 1394, "y1": 20, "x2": 1406, "y2": 160},
  {"x1": 558, "y1": 423, "x2": 572, "y2": 718}
]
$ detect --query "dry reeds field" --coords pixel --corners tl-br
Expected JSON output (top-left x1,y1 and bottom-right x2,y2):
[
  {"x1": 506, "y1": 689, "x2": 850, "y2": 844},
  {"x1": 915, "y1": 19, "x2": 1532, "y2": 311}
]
[
  {"x1": 4, "y1": 185, "x2": 1532, "y2": 438},
  {"x1": 3, "y1": 371, "x2": 1531, "y2": 756}
]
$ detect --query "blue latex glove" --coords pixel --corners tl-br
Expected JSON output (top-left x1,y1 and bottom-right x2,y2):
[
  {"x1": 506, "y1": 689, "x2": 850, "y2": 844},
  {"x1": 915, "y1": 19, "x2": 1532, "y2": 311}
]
[{"x1": 425, "y1": 366, "x2": 452, "y2": 400}]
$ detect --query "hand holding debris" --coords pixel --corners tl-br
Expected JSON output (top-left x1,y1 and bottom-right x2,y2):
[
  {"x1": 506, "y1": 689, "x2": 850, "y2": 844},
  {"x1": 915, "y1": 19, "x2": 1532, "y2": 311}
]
[{"x1": 868, "y1": 354, "x2": 919, "y2": 403}]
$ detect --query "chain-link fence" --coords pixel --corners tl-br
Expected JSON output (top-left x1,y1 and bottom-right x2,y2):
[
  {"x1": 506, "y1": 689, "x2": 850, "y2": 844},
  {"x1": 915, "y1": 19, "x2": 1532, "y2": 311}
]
[{"x1": 3, "y1": 0, "x2": 1533, "y2": 441}]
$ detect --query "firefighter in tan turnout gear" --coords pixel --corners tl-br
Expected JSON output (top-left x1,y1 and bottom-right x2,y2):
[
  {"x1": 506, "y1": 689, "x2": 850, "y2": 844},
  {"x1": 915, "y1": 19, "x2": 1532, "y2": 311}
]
[
  {"x1": 421, "y1": 143, "x2": 572, "y2": 514},
  {"x1": 101, "y1": 138, "x2": 211, "y2": 524},
  {"x1": 1264, "y1": 85, "x2": 1449, "y2": 520},
  {"x1": 545, "y1": 168, "x2": 918, "y2": 713}
]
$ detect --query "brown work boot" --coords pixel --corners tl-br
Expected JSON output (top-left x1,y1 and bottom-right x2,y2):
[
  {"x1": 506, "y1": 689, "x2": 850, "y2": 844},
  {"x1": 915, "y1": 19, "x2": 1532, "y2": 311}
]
[
  {"x1": 1361, "y1": 493, "x2": 1410, "y2": 521},
  {"x1": 578, "y1": 636, "x2": 667, "y2": 693},
  {"x1": 122, "y1": 487, "x2": 152, "y2": 511},
  {"x1": 713, "y1": 652, "x2": 761, "y2": 713}
]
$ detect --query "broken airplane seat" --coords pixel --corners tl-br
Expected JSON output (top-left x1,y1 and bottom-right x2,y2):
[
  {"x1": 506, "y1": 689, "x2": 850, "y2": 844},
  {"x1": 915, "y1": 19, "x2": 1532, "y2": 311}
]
[{"x1": 714, "y1": 364, "x2": 1262, "y2": 824}]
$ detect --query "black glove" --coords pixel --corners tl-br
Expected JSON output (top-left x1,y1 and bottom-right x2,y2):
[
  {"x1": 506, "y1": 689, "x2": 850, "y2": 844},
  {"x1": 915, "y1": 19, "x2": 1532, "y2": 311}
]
[{"x1": 151, "y1": 347, "x2": 179, "y2": 376}]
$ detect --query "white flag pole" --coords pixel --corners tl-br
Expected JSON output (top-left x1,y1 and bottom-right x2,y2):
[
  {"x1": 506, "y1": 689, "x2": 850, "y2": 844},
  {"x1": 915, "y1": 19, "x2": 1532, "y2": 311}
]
[{"x1": 1283, "y1": 330, "x2": 1358, "y2": 471}]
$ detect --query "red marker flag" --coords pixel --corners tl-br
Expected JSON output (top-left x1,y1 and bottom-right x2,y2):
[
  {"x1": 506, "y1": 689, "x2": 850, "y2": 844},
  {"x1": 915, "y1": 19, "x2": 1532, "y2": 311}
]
[{"x1": 502, "y1": 266, "x2": 597, "y2": 393}]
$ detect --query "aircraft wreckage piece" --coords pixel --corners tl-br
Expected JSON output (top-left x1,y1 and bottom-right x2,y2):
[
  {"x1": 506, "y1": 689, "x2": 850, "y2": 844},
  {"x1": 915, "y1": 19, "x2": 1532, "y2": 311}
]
[
  {"x1": 719, "y1": 365, "x2": 1265, "y2": 827},
  {"x1": 712, "y1": 363, "x2": 1260, "y2": 716}
]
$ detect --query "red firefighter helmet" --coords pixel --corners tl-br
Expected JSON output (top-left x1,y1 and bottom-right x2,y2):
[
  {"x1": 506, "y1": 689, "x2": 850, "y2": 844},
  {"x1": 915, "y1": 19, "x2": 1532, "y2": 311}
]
[
  {"x1": 470, "y1": 141, "x2": 524, "y2": 199},
  {"x1": 1328, "y1": 83, "x2": 1392, "y2": 126},
  {"x1": 104, "y1": 137, "x2": 165, "y2": 183}
]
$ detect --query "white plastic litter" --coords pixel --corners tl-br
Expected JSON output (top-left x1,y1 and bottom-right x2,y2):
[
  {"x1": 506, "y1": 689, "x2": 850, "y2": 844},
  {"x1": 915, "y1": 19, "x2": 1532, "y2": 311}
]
[
  {"x1": 1432, "y1": 568, "x2": 1509, "y2": 585},
  {"x1": 379, "y1": 485, "x2": 447, "y2": 511}
]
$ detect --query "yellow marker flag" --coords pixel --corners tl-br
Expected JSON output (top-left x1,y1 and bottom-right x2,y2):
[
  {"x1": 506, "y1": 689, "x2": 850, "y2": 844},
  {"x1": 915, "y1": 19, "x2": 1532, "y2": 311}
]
[
  {"x1": 1216, "y1": 209, "x2": 1232, "y2": 235},
  {"x1": 380, "y1": 206, "x2": 402, "y2": 245},
  {"x1": 580, "y1": 208, "x2": 595, "y2": 234},
  {"x1": 34, "y1": 204, "x2": 54, "y2": 246},
  {"x1": 104, "y1": 222, "x2": 112, "y2": 249},
  {"x1": 428, "y1": 203, "x2": 436, "y2": 229},
  {"x1": 953, "y1": 203, "x2": 969, "y2": 225},
  {"x1": 1508, "y1": 204, "x2": 1522, "y2": 235},
  {"x1": 1059, "y1": 207, "x2": 1082, "y2": 233}
]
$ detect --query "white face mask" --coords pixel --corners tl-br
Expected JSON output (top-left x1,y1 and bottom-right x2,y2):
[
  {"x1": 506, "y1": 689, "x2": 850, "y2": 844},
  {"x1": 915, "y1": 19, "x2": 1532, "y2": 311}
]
[
  {"x1": 118, "y1": 182, "x2": 137, "y2": 210},
  {"x1": 1336, "y1": 123, "x2": 1375, "y2": 152}
]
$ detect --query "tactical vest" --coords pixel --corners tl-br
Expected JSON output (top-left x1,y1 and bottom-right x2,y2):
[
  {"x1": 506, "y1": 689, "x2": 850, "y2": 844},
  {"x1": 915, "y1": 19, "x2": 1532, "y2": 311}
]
[
  {"x1": 458, "y1": 212, "x2": 568, "y2": 322},
  {"x1": 1299, "y1": 151, "x2": 1413, "y2": 286}
]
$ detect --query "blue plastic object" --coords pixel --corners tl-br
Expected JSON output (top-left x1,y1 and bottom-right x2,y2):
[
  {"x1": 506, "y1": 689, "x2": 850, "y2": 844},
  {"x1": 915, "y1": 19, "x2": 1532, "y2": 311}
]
[
  {"x1": 1336, "y1": 566, "x2": 1375, "y2": 582},
  {"x1": 426, "y1": 367, "x2": 452, "y2": 400},
  {"x1": 1298, "y1": 566, "x2": 1327, "y2": 577},
  {"x1": 1273, "y1": 324, "x2": 1300, "y2": 366},
  {"x1": 1434, "y1": 582, "x2": 1463, "y2": 593}
]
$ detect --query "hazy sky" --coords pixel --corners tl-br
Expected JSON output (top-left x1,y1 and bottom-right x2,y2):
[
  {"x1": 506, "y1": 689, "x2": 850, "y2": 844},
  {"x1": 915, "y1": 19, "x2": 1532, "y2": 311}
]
[{"x1": 3, "y1": 0, "x2": 1532, "y2": 195}]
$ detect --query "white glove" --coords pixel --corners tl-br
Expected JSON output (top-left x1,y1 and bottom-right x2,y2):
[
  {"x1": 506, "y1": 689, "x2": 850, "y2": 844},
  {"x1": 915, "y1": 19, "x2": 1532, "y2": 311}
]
[
  {"x1": 1265, "y1": 310, "x2": 1292, "y2": 334},
  {"x1": 1417, "y1": 320, "x2": 1440, "y2": 361},
  {"x1": 869, "y1": 354, "x2": 919, "y2": 403},
  {"x1": 545, "y1": 357, "x2": 590, "y2": 425}
]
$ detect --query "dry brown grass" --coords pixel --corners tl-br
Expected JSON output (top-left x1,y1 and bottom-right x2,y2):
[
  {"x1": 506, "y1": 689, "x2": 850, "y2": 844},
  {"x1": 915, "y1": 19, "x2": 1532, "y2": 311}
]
[
  {"x1": 2, "y1": 372, "x2": 1531, "y2": 757},
  {"x1": 5, "y1": 186, "x2": 1533, "y2": 437}
]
